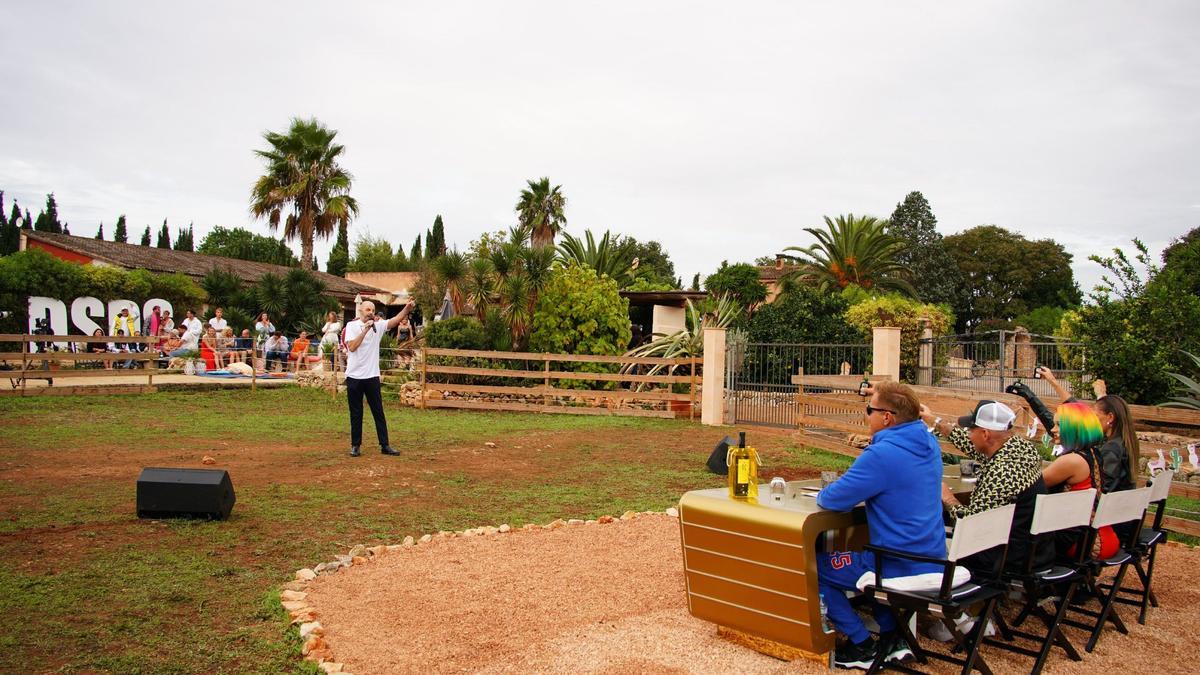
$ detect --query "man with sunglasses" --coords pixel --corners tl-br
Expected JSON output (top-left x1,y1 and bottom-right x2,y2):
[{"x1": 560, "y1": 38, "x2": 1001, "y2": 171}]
[{"x1": 816, "y1": 381, "x2": 945, "y2": 669}]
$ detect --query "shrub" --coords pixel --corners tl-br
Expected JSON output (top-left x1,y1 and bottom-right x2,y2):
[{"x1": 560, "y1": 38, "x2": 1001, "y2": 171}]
[
  {"x1": 844, "y1": 294, "x2": 954, "y2": 381},
  {"x1": 425, "y1": 316, "x2": 490, "y2": 350},
  {"x1": 530, "y1": 264, "x2": 631, "y2": 389},
  {"x1": 748, "y1": 285, "x2": 860, "y2": 345},
  {"x1": 1012, "y1": 305, "x2": 1068, "y2": 337}
]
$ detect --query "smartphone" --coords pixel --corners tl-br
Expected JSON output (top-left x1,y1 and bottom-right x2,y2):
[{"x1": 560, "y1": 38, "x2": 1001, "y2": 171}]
[{"x1": 1033, "y1": 364, "x2": 1044, "y2": 379}]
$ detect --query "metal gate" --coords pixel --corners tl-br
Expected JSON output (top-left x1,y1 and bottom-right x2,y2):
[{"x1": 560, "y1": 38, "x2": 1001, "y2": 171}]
[
  {"x1": 915, "y1": 330, "x2": 1088, "y2": 397},
  {"x1": 728, "y1": 342, "x2": 872, "y2": 427}
]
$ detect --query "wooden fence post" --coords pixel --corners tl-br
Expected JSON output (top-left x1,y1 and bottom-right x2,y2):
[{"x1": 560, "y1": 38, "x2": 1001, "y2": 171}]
[
  {"x1": 690, "y1": 357, "x2": 697, "y2": 421},
  {"x1": 701, "y1": 328, "x2": 726, "y2": 425},
  {"x1": 544, "y1": 357, "x2": 551, "y2": 408},
  {"x1": 20, "y1": 336, "x2": 28, "y2": 397},
  {"x1": 419, "y1": 348, "x2": 427, "y2": 410},
  {"x1": 251, "y1": 343, "x2": 257, "y2": 392}
]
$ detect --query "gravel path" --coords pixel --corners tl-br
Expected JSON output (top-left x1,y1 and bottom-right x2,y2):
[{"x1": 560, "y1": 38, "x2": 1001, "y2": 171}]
[{"x1": 303, "y1": 515, "x2": 1197, "y2": 674}]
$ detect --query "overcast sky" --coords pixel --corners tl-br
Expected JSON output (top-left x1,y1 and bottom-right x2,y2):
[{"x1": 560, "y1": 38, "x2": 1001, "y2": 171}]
[{"x1": 3, "y1": 1, "x2": 1197, "y2": 293}]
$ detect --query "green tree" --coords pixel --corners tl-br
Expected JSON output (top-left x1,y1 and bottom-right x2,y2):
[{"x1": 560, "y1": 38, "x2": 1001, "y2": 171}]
[
  {"x1": 251, "y1": 117, "x2": 358, "y2": 269},
  {"x1": 1068, "y1": 239, "x2": 1200, "y2": 403},
  {"x1": 516, "y1": 177, "x2": 567, "y2": 248},
  {"x1": 432, "y1": 250, "x2": 468, "y2": 314},
  {"x1": 424, "y1": 315, "x2": 489, "y2": 350},
  {"x1": 156, "y1": 220, "x2": 171, "y2": 248},
  {"x1": 704, "y1": 261, "x2": 767, "y2": 320},
  {"x1": 113, "y1": 215, "x2": 128, "y2": 243},
  {"x1": 326, "y1": 221, "x2": 350, "y2": 277},
  {"x1": 557, "y1": 229, "x2": 636, "y2": 285},
  {"x1": 1161, "y1": 226, "x2": 1200, "y2": 297},
  {"x1": 429, "y1": 215, "x2": 446, "y2": 258},
  {"x1": 618, "y1": 237, "x2": 680, "y2": 288},
  {"x1": 197, "y1": 226, "x2": 299, "y2": 266},
  {"x1": 33, "y1": 193, "x2": 65, "y2": 233},
  {"x1": 944, "y1": 225, "x2": 1081, "y2": 332},
  {"x1": 887, "y1": 191, "x2": 963, "y2": 306},
  {"x1": 844, "y1": 294, "x2": 954, "y2": 381},
  {"x1": 744, "y1": 286, "x2": 863, "y2": 381},
  {"x1": 0, "y1": 194, "x2": 18, "y2": 255},
  {"x1": 530, "y1": 263, "x2": 631, "y2": 386},
  {"x1": 95, "y1": 223, "x2": 104, "y2": 240},
  {"x1": 690, "y1": 273, "x2": 700, "y2": 291},
  {"x1": 409, "y1": 234, "x2": 422, "y2": 264},
  {"x1": 1012, "y1": 306, "x2": 1068, "y2": 336},
  {"x1": 781, "y1": 214, "x2": 915, "y2": 297},
  {"x1": 173, "y1": 224, "x2": 195, "y2": 251},
  {"x1": 347, "y1": 235, "x2": 398, "y2": 272},
  {"x1": 140, "y1": 226, "x2": 151, "y2": 246}
]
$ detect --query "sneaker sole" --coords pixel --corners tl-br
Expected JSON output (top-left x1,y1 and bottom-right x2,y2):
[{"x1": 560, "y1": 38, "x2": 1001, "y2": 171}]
[
  {"x1": 833, "y1": 658, "x2": 875, "y2": 669},
  {"x1": 886, "y1": 647, "x2": 914, "y2": 662}
]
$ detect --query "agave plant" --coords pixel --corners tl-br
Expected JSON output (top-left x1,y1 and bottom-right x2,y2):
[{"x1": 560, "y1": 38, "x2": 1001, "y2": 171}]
[
  {"x1": 621, "y1": 294, "x2": 742, "y2": 388},
  {"x1": 1162, "y1": 350, "x2": 1200, "y2": 410}
]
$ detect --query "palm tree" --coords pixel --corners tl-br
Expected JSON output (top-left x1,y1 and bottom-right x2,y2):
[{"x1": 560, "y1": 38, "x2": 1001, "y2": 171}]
[
  {"x1": 464, "y1": 257, "x2": 496, "y2": 320},
  {"x1": 780, "y1": 214, "x2": 915, "y2": 296},
  {"x1": 499, "y1": 274, "x2": 533, "y2": 347},
  {"x1": 515, "y1": 177, "x2": 567, "y2": 248},
  {"x1": 432, "y1": 250, "x2": 468, "y2": 315},
  {"x1": 250, "y1": 117, "x2": 359, "y2": 269},
  {"x1": 557, "y1": 229, "x2": 637, "y2": 285}
]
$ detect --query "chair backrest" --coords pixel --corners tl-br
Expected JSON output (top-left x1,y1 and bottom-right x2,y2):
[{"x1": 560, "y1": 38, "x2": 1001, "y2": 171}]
[
  {"x1": 1092, "y1": 487, "x2": 1152, "y2": 529},
  {"x1": 1030, "y1": 488, "x2": 1096, "y2": 535},
  {"x1": 948, "y1": 503, "x2": 1016, "y2": 561},
  {"x1": 1148, "y1": 470, "x2": 1175, "y2": 503}
]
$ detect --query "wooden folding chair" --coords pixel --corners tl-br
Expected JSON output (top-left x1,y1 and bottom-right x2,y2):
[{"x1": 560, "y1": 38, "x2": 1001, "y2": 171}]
[
  {"x1": 863, "y1": 504, "x2": 1016, "y2": 675},
  {"x1": 986, "y1": 489, "x2": 1096, "y2": 674},
  {"x1": 1101, "y1": 470, "x2": 1174, "y2": 624},
  {"x1": 1060, "y1": 487, "x2": 1151, "y2": 653}
]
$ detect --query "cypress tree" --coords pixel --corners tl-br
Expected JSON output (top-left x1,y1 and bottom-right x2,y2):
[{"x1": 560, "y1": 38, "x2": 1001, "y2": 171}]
[
  {"x1": 9, "y1": 201, "x2": 20, "y2": 232},
  {"x1": 141, "y1": 226, "x2": 152, "y2": 246},
  {"x1": 394, "y1": 242, "x2": 409, "y2": 271},
  {"x1": 691, "y1": 273, "x2": 700, "y2": 291},
  {"x1": 410, "y1": 234, "x2": 422, "y2": 262},
  {"x1": 113, "y1": 215, "x2": 128, "y2": 243},
  {"x1": 0, "y1": 192, "x2": 17, "y2": 255},
  {"x1": 33, "y1": 193, "x2": 64, "y2": 233},
  {"x1": 326, "y1": 221, "x2": 350, "y2": 277},
  {"x1": 63, "y1": 223, "x2": 70, "y2": 235},
  {"x1": 23, "y1": 209, "x2": 32, "y2": 230},
  {"x1": 0, "y1": 191, "x2": 5, "y2": 228},
  {"x1": 157, "y1": 219, "x2": 171, "y2": 248},
  {"x1": 430, "y1": 215, "x2": 446, "y2": 258},
  {"x1": 96, "y1": 223, "x2": 105, "y2": 240},
  {"x1": 173, "y1": 223, "x2": 194, "y2": 251}
]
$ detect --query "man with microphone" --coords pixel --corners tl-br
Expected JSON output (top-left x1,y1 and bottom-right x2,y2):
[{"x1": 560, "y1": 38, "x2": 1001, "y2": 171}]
[{"x1": 344, "y1": 298, "x2": 415, "y2": 457}]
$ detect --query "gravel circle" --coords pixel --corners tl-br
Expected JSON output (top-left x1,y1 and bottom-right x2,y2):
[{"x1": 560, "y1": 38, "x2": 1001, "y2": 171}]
[{"x1": 302, "y1": 516, "x2": 1198, "y2": 674}]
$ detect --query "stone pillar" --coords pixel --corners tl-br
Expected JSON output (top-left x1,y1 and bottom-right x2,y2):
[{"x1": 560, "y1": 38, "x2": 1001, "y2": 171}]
[
  {"x1": 917, "y1": 321, "x2": 934, "y2": 386},
  {"x1": 872, "y1": 326, "x2": 901, "y2": 383},
  {"x1": 701, "y1": 327, "x2": 727, "y2": 426}
]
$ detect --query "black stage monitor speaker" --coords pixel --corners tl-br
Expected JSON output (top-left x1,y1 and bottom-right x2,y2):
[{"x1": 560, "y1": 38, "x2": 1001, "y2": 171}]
[
  {"x1": 706, "y1": 436, "x2": 738, "y2": 475},
  {"x1": 137, "y1": 467, "x2": 235, "y2": 520}
]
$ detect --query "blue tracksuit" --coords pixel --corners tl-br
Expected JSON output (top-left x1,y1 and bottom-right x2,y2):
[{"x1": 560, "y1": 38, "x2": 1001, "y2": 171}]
[{"x1": 815, "y1": 419, "x2": 946, "y2": 643}]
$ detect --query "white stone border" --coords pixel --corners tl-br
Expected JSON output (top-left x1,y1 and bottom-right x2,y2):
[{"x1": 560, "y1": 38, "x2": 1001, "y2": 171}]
[{"x1": 277, "y1": 507, "x2": 681, "y2": 672}]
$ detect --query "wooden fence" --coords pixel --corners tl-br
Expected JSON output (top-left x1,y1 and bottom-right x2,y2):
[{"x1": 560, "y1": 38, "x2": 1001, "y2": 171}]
[
  {"x1": 790, "y1": 384, "x2": 1200, "y2": 537},
  {"x1": 419, "y1": 347, "x2": 700, "y2": 419},
  {"x1": 0, "y1": 334, "x2": 159, "y2": 396}
]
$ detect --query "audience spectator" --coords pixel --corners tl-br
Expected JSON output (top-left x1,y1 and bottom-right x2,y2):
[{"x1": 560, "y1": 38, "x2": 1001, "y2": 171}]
[
  {"x1": 111, "y1": 308, "x2": 139, "y2": 350},
  {"x1": 89, "y1": 328, "x2": 114, "y2": 370},
  {"x1": 169, "y1": 323, "x2": 199, "y2": 359},
  {"x1": 218, "y1": 327, "x2": 243, "y2": 364},
  {"x1": 113, "y1": 330, "x2": 135, "y2": 368},
  {"x1": 201, "y1": 326, "x2": 223, "y2": 369},
  {"x1": 208, "y1": 307, "x2": 228, "y2": 334},
  {"x1": 161, "y1": 328, "x2": 183, "y2": 358},
  {"x1": 255, "y1": 313, "x2": 275, "y2": 345},
  {"x1": 180, "y1": 310, "x2": 202, "y2": 339},
  {"x1": 289, "y1": 330, "x2": 312, "y2": 372},
  {"x1": 321, "y1": 311, "x2": 342, "y2": 367},
  {"x1": 160, "y1": 309, "x2": 174, "y2": 335},
  {"x1": 263, "y1": 331, "x2": 289, "y2": 372},
  {"x1": 1042, "y1": 401, "x2": 1122, "y2": 560},
  {"x1": 145, "y1": 306, "x2": 162, "y2": 340}
]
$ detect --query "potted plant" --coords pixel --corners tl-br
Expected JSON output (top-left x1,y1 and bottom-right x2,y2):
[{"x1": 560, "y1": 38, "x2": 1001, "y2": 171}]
[{"x1": 174, "y1": 349, "x2": 201, "y2": 375}]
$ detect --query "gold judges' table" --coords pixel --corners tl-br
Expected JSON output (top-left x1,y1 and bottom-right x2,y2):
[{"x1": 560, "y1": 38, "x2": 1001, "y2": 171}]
[
  {"x1": 678, "y1": 480, "x2": 866, "y2": 657},
  {"x1": 679, "y1": 470, "x2": 977, "y2": 659}
]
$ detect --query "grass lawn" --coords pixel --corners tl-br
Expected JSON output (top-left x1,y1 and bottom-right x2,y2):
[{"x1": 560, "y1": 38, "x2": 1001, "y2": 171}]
[{"x1": 0, "y1": 388, "x2": 832, "y2": 673}]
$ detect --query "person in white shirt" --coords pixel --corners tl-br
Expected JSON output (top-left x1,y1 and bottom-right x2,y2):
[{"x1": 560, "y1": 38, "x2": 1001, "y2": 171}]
[
  {"x1": 208, "y1": 307, "x2": 228, "y2": 334},
  {"x1": 320, "y1": 310, "x2": 343, "y2": 368},
  {"x1": 344, "y1": 299, "x2": 415, "y2": 457},
  {"x1": 254, "y1": 313, "x2": 275, "y2": 345},
  {"x1": 180, "y1": 310, "x2": 202, "y2": 339},
  {"x1": 263, "y1": 332, "x2": 290, "y2": 372}
]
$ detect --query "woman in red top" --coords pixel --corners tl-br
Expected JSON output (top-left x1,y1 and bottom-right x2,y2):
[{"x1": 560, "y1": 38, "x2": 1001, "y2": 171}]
[{"x1": 1042, "y1": 401, "x2": 1118, "y2": 560}]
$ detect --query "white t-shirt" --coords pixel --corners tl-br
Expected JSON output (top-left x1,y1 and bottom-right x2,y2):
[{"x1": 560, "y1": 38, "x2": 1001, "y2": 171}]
[
  {"x1": 343, "y1": 319, "x2": 382, "y2": 379},
  {"x1": 182, "y1": 317, "x2": 202, "y2": 335},
  {"x1": 208, "y1": 317, "x2": 228, "y2": 332}
]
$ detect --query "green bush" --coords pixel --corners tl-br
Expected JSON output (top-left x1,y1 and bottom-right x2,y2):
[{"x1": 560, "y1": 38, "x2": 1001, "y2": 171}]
[
  {"x1": 425, "y1": 316, "x2": 490, "y2": 350},
  {"x1": 530, "y1": 263, "x2": 631, "y2": 389},
  {"x1": 744, "y1": 286, "x2": 862, "y2": 382},
  {"x1": 1012, "y1": 305, "x2": 1068, "y2": 336},
  {"x1": 844, "y1": 294, "x2": 954, "y2": 381}
]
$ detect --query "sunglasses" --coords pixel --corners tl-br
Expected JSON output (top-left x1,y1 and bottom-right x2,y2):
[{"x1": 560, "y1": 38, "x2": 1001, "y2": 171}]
[{"x1": 865, "y1": 405, "x2": 896, "y2": 416}]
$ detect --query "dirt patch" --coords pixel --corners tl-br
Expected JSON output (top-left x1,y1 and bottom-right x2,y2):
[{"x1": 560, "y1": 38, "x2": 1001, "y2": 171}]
[{"x1": 305, "y1": 515, "x2": 1199, "y2": 674}]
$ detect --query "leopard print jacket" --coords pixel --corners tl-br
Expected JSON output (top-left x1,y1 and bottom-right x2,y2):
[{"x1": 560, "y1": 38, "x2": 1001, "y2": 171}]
[{"x1": 946, "y1": 426, "x2": 1043, "y2": 521}]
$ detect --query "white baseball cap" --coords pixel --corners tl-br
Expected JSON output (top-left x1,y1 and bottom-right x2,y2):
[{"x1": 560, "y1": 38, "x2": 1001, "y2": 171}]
[{"x1": 958, "y1": 400, "x2": 1017, "y2": 431}]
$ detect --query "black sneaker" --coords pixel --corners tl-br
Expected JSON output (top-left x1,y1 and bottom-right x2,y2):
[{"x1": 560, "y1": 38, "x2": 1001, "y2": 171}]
[
  {"x1": 348, "y1": 445, "x2": 361, "y2": 457},
  {"x1": 833, "y1": 637, "x2": 877, "y2": 670},
  {"x1": 380, "y1": 445, "x2": 400, "y2": 456},
  {"x1": 883, "y1": 633, "x2": 914, "y2": 663}
]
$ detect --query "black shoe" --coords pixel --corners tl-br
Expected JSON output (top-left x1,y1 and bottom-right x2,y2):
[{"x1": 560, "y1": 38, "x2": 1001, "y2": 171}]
[
  {"x1": 833, "y1": 637, "x2": 877, "y2": 670},
  {"x1": 380, "y1": 445, "x2": 400, "y2": 456},
  {"x1": 348, "y1": 446, "x2": 361, "y2": 457},
  {"x1": 882, "y1": 633, "x2": 914, "y2": 663}
]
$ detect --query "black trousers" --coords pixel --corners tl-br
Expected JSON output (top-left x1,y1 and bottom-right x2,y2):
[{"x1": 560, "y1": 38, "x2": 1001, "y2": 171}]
[{"x1": 346, "y1": 376, "x2": 389, "y2": 447}]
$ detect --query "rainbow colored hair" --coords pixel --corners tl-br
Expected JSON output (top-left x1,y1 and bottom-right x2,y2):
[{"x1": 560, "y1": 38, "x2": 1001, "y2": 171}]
[{"x1": 1056, "y1": 401, "x2": 1105, "y2": 451}]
